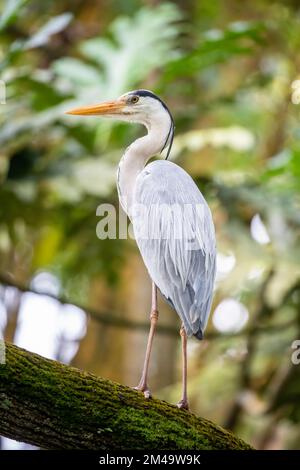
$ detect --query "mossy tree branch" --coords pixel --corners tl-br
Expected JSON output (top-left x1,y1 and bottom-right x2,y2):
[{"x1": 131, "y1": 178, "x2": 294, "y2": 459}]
[{"x1": 0, "y1": 342, "x2": 251, "y2": 450}]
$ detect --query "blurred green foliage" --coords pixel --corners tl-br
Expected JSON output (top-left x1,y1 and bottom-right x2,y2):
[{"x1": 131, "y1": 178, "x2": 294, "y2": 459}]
[{"x1": 0, "y1": 0, "x2": 300, "y2": 449}]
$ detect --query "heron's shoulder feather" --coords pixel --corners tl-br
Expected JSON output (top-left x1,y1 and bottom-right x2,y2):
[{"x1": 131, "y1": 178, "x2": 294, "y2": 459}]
[
  {"x1": 135, "y1": 160, "x2": 208, "y2": 206},
  {"x1": 139, "y1": 159, "x2": 194, "y2": 180}
]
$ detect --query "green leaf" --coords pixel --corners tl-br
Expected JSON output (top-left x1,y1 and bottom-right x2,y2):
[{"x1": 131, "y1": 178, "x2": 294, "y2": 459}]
[
  {"x1": 77, "y1": 3, "x2": 182, "y2": 96},
  {"x1": 71, "y1": 158, "x2": 115, "y2": 196},
  {"x1": 1, "y1": 12, "x2": 73, "y2": 70},
  {"x1": 164, "y1": 21, "x2": 265, "y2": 79},
  {"x1": 24, "y1": 13, "x2": 73, "y2": 49},
  {"x1": 53, "y1": 58, "x2": 102, "y2": 86},
  {"x1": 0, "y1": 0, "x2": 29, "y2": 31}
]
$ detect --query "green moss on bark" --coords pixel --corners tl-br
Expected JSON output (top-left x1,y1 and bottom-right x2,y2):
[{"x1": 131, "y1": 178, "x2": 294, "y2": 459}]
[{"x1": 0, "y1": 341, "x2": 252, "y2": 450}]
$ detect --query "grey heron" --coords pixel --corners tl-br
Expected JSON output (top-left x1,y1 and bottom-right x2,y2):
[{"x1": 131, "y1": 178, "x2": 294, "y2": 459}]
[{"x1": 66, "y1": 90, "x2": 216, "y2": 410}]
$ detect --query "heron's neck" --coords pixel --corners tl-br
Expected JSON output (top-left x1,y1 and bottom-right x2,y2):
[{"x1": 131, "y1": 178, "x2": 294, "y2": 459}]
[{"x1": 117, "y1": 110, "x2": 171, "y2": 215}]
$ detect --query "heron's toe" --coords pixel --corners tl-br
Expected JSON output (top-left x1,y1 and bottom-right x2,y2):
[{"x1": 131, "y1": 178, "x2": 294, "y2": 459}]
[
  {"x1": 177, "y1": 399, "x2": 189, "y2": 411},
  {"x1": 133, "y1": 385, "x2": 152, "y2": 399}
]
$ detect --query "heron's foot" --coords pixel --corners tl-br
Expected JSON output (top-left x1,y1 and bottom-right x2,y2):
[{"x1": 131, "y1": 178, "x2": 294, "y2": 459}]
[
  {"x1": 177, "y1": 398, "x2": 189, "y2": 410},
  {"x1": 133, "y1": 384, "x2": 152, "y2": 399}
]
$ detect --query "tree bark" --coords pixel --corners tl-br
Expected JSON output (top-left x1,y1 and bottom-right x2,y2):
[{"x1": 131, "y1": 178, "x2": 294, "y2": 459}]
[{"x1": 0, "y1": 341, "x2": 252, "y2": 450}]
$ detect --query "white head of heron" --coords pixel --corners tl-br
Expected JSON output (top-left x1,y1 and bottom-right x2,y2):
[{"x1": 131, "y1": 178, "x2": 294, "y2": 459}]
[{"x1": 66, "y1": 89, "x2": 175, "y2": 159}]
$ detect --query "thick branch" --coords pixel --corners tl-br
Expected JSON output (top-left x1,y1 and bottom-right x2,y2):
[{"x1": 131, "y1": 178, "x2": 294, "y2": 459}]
[{"x1": 0, "y1": 342, "x2": 251, "y2": 450}]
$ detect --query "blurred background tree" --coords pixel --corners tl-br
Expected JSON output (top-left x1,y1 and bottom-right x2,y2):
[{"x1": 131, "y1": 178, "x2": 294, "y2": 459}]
[{"x1": 0, "y1": 0, "x2": 300, "y2": 450}]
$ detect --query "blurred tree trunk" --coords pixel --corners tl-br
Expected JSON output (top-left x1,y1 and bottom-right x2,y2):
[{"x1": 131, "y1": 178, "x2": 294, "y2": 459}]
[
  {"x1": 3, "y1": 289, "x2": 21, "y2": 343},
  {"x1": 0, "y1": 342, "x2": 252, "y2": 450}
]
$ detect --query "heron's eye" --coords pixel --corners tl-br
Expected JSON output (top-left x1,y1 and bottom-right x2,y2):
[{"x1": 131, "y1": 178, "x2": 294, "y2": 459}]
[{"x1": 129, "y1": 95, "x2": 139, "y2": 104}]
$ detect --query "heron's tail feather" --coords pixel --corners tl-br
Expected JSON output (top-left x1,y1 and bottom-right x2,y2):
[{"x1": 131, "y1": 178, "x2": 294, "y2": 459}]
[
  {"x1": 193, "y1": 328, "x2": 203, "y2": 341},
  {"x1": 160, "y1": 284, "x2": 211, "y2": 339}
]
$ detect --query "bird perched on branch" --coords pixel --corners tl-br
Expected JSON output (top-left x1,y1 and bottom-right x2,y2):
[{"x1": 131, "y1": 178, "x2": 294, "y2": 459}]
[{"x1": 67, "y1": 90, "x2": 216, "y2": 410}]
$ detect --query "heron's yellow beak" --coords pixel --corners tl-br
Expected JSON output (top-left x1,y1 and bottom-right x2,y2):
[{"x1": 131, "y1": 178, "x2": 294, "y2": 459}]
[{"x1": 65, "y1": 99, "x2": 125, "y2": 116}]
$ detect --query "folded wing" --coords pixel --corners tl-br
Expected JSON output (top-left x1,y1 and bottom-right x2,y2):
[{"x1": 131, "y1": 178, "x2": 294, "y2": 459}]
[{"x1": 132, "y1": 160, "x2": 216, "y2": 338}]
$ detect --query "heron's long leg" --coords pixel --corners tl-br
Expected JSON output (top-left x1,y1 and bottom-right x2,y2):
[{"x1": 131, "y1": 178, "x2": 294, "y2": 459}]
[
  {"x1": 134, "y1": 282, "x2": 158, "y2": 399},
  {"x1": 177, "y1": 325, "x2": 189, "y2": 410}
]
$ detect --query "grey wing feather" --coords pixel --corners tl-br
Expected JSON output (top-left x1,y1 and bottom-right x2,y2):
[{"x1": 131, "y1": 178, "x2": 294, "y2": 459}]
[{"x1": 132, "y1": 160, "x2": 216, "y2": 338}]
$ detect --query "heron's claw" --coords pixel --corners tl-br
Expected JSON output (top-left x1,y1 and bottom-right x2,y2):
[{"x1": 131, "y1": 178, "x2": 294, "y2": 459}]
[
  {"x1": 133, "y1": 385, "x2": 152, "y2": 399},
  {"x1": 143, "y1": 389, "x2": 152, "y2": 399},
  {"x1": 177, "y1": 399, "x2": 189, "y2": 410}
]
